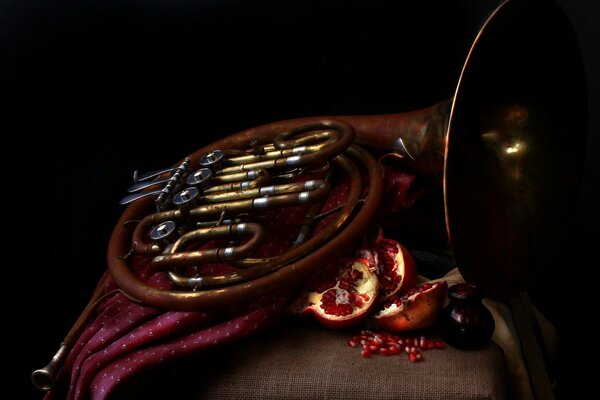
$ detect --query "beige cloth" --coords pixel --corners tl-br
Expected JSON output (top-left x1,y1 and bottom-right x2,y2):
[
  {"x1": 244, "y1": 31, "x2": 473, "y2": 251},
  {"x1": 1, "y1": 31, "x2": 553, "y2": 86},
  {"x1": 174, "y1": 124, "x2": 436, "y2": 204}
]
[
  {"x1": 115, "y1": 318, "x2": 510, "y2": 400},
  {"x1": 423, "y1": 268, "x2": 557, "y2": 400}
]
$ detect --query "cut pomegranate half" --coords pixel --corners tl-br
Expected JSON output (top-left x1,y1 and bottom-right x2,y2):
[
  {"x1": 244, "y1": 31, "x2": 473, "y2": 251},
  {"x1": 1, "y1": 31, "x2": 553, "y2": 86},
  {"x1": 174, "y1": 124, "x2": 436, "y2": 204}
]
[
  {"x1": 358, "y1": 238, "x2": 417, "y2": 302},
  {"x1": 301, "y1": 258, "x2": 379, "y2": 329},
  {"x1": 375, "y1": 239, "x2": 417, "y2": 301}
]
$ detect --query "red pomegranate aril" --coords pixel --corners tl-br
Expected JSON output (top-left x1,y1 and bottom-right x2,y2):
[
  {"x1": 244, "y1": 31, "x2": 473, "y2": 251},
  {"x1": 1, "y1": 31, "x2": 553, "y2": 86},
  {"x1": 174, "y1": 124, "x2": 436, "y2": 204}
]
[
  {"x1": 347, "y1": 331, "x2": 445, "y2": 363},
  {"x1": 379, "y1": 347, "x2": 391, "y2": 356},
  {"x1": 363, "y1": 239, "x2": 416, "y2": 302},
  {"x1": 302, "y1": 258, "x2": 378, "y2": 329}
]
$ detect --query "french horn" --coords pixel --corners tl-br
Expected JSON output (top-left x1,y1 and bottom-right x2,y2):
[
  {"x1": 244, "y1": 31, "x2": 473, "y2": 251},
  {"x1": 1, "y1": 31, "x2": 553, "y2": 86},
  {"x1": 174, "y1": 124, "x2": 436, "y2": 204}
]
[{"x1": 33, "y1": 0, "x2": 586, "y2": 395}]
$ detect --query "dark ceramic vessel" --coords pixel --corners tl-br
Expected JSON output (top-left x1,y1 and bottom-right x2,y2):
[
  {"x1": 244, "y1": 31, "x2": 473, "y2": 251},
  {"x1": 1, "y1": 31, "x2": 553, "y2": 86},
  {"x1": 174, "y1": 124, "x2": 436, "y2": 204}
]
[{"x1": 438, "y1": 283, "x2": 495, "y2": 349}]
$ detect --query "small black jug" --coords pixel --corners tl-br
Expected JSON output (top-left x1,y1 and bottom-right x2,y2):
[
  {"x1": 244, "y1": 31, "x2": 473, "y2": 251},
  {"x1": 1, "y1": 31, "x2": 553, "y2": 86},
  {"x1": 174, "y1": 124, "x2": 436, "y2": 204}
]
[{"x1": 438, "y1": 283, "x2": 495, "y2": 349}]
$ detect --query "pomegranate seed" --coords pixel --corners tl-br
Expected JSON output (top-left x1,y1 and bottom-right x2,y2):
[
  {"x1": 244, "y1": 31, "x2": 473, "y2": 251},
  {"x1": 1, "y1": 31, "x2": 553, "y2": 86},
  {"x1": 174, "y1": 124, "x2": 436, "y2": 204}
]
[
  {"x1": 379, "y1": 347, "x2": 391, "y2": 356},
  {"x1": 348, "y1": 331, "x2": 444, "y2": 362}
]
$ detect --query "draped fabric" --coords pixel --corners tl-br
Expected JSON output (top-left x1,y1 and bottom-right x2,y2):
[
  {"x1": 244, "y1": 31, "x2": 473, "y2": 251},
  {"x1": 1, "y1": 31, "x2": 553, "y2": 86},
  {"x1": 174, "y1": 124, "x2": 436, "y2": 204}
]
[{"x1": 46, "y1": 166, "x2": 430, "y2": 400}]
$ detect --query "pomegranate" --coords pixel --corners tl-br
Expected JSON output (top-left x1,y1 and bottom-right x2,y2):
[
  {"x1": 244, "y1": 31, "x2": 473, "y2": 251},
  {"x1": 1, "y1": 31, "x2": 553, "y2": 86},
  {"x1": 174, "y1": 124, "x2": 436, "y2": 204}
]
[
  {"x1": 359, "y1": 238, "x2": 417, "y2": 302},
  {"x1": 301, "y1": 258, "x2": 378, "y2": 329},
  {"x1": 375, "y1": 239, "x2": 417, "y2": 301},
  {"x1": 374, "y1": 281, "x2": 447, "y2": 332}
]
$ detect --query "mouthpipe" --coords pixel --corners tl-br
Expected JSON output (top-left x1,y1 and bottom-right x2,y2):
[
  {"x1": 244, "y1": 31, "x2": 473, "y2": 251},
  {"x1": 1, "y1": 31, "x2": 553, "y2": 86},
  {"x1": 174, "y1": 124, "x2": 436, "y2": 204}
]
[
  {"x1": 32, "y1": 274, "x2": 111, "y2": 391},
  {"x1": 31, "y1": 344, "x2": 69, "y2": 391}
]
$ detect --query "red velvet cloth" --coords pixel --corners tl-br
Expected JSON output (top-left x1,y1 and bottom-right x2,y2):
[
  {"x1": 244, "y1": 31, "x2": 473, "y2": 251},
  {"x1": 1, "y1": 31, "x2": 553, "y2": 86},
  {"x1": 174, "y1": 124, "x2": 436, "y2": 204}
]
[{"x1": 46, "y1": 166, "x2": 429, "y2": 400}]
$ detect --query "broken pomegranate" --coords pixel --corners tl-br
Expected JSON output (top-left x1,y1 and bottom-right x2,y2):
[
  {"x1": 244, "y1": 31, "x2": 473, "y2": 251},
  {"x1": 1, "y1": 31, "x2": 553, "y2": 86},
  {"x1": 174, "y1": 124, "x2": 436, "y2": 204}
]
[
  {"x1": 301, "y1": 258, "x2": 378, "y2": 329},
  {"x1": 375, "y1": 239, "x2": 417, "y2": 301},
  {"x1": 358, "y1": 237, "x2": 417, "y2": 302},
  {"x1": 374, "y1": 281, "x2": 447, "y2": 332}
]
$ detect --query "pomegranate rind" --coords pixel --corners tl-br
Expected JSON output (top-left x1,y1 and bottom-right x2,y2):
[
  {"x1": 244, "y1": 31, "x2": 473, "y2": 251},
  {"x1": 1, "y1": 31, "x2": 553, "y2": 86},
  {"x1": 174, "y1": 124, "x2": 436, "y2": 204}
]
[
  {"x1": 374, "y1": 281, "x2": 447, "y2": 332},
  {"x1": 302, "y1": 258, "x2": 379, "y2": 329},
  {"x1": 377, "y1": 240, "x2": 417, "y2": 301},
  {"x1": 359, "y1": 239, "x2": 417, "y2": 301}
]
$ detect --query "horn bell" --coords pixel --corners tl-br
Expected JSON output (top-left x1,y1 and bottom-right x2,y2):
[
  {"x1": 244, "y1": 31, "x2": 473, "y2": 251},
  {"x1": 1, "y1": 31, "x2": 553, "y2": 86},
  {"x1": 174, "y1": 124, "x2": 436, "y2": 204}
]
[{"x1": 445, "y1": 0, "x2": 587, "y2": 301}]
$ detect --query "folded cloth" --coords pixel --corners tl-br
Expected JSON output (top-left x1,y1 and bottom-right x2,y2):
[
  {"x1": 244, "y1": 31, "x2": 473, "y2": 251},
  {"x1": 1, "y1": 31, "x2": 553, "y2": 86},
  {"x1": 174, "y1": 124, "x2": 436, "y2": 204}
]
[
  {"x1": 47, "y1": 166, "x2": 428, "y2": 400},
  {"x1": 46, "y1": 254, "x2": 293, "y2": 400},
  {"x1": 425, "y1": 268, "x2": 558, "y2": 400}
]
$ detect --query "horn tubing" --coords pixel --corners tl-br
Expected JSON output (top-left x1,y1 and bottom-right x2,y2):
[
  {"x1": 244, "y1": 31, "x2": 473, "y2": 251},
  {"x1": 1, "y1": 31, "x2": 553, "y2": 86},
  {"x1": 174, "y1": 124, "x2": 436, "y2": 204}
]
[
  {"x1": 199, "y1": 179, "x2": 328, "y2": 204},
  {"x1": 107, "y1": 143, "x2": 382, "y2": 309},
  {"x1": 161, "y1": 154, "x2": 361, "y2": 289},
  {"x1": 151, "y1": 223, "x2": 266, "y2": 270},
  {"x1": 204, "y1": 169, "x2": 270, "y2": 194}
]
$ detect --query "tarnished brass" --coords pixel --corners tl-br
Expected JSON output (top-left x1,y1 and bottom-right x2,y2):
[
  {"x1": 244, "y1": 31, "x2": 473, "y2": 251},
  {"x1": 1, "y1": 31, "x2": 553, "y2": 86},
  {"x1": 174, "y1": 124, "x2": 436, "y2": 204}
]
[
  {"x1": 152, "y1": 222, "x2": 266, "y2": 271},
  {"x1": 203, "y1": 169, "x2": 269, "y2": 194},
  {"x1": 199, "y1": 179, "x2": 330, "y2": 204},
  {"x1": 107, "y1": 144, "x2": 381, "y2": 312},
  {"x1": 163, "y1": 155, "x2": 362, "y2": 289}
]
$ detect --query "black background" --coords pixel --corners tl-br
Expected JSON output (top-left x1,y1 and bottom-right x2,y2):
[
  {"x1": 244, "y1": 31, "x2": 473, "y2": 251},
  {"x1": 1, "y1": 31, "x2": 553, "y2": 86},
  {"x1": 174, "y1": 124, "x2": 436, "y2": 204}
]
[{"x1": 2, "y1": 0, "x2": 598, "y2": 398}]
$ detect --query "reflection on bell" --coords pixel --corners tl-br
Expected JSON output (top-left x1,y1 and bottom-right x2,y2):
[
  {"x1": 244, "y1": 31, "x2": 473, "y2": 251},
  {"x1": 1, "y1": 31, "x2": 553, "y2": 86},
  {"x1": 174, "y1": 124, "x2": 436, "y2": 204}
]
[{"x1": 505, "y1": 141, "x2": 524, "y2": 155}]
